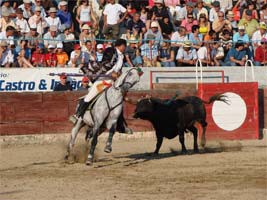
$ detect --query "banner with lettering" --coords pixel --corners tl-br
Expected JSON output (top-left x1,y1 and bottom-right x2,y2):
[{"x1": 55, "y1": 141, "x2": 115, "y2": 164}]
[{"x1": 0, "y1": 68, "x2": 86, "y2": 92}]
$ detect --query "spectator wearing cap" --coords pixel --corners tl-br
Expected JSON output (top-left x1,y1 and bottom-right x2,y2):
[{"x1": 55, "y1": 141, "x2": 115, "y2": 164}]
[
  {"x1": 151, "y1": 0, "x2": 170, "y2": 22},
  {"x1": 176, "y1": 41, "x2": 197, "y2": 66},
  {"x1": 68, "y1": 44, "x2": 84, "y2": 68},
  {"x1": 124, "y1": 36, "x2": 142, "y2": 67},
  {"x1": 198, "y1": 13, "x2": 210, "y2": 36},
  {"x1": 0, "y1": 26, "x2": 16, "y2": 46},
  {"x1": 233, "y1": 26, "x2": 249, "y2": 43},
  {"x1": 212, "y1": 11, "x2": 232, "y2": 34},
  {"x1": 43, "y1": 25, "x2": 61, "y2": 48},
  {"x1": 42, "y1": 0, "x2": 55, "y2": 12},
  {"x1": 75, "y1": 0, "x2": 97, "y2": 30},
  {"x1": 181, "y1": 13, "x2": 198, "y2": 34},
  {"x1": 189, "y1": 25, "x2": 203, "y2": 50},
  {"x1": 144, "y1": 21, "x2": 163, "y2": 46},
  {"x1": 32, "y1": 0, "x2": 46, "y2": 18},
  {"x1": 31, "y1": 43, "x2": 46, "y2": 67},
  {"x1": 194, "y1": 0, "x2": 208, "y2": 20},
  {"x1": 209, "y1": 1, "x2": 223, "y2": 23},
  {"x1": 252, "y1": 22, "x2": 267, "y2": 49},
  {"x1": 0, "y1": 9, "x2": 16, "y2": 32},
  {"x1": 222, "y1": 42, "x2": 247, "y2": 66},
  {"x1": 102, "y1": 0, "x2": 127, "y2": 39},
  {"x1": 141, "y1": 34, "x2": 160, "y2": 67},
  {"x1": 53, "y1": 73, "x2": 72, "y2": 91},
  {"x1": 25, "y1": 24, "x2": 42, "y2": 49},
  {"x1": 15, "y1": 8, "x2": 30, "y2": 34},
  {"x1": 215, "y1": 0, "x2": 232, "y2": 13},
  {"x1": 28, "y1": 6, "x2": 48, "y2": 35},
  {"x1": 0, "y1": 41, "x2": 14, "y2": 68},
  {"x1": 45, "y1": 7, "x2": 62, "y2": 30},
  {"x1": 14, "y1": 39, "x2": 34, "y2": 68},
  {"x1": 45, "y1": 44, "x2": 57, "y2": 67},
  {"x1": 55, "y1": 42, "x2": 68, "y2": 67},
  {"x1": 18, "y1": 0, "x2": 33, "y2": 20},
  {"x1": 158, "y1": 40, "x2": 175, "y2": 67},
  {"x1": 79, "y1": 24, "x2": 95, "y2": 47},
  {"x1": 254, "y1": 38, "x2": 267, "y2": 66},
  {"x1": 242, "y1": 1, "x2": 259, "y2": 20},
  {"x1": 57, "y1": 1, "x2": 73, "y2": 31},
  {"x1": 95, "y1": 44, "x2": 104, "y2": 62},
  {"x1": 226, "y1": 11, "x2": 237, "y2": 32},
  {"x1": 180, "y1": 1, "x2": 196, "y2": 21},
  {"x1": 238, "y1": 9, "x2": 259, "y2": 38},
  {"x1": 77, "y1": 76, "x2": 90, "y2": 91},
  {"x1": 1, "y1": 0, "x2": 16, "y2": 18}
]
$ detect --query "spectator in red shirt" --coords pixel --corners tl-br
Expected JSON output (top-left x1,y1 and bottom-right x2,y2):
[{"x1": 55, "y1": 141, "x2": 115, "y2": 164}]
[
  {"x1": 254, "y1": 38, "x2": 267, "y2": 66},
  {"x1": 31, "y1": 43, "x2": 46, "y2": 67},
  {"x1": 45, "y1": 44, "x2": 57, "y2": 67}
]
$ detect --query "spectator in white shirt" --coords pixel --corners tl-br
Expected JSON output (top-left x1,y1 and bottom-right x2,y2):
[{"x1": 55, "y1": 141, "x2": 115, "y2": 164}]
[
  {"x1": 197, "y1": 43, "x2": 211, "y2": 65},
  {"x1": 176, "y1": 41, "x2": 198, "y2": 66},
  {"x1": 209, "y1": 1, "x2": 223, "y2": 23},
  {"x1": 18, "y1": 0, "x2": 33, "y2": 20},
  {"x1": 102, "y1": 0, "x2": 127, "y2": 39},
  {"x1": 0, "y1": 9, "x2": 16, "y2": 32},
  {"x1": 28, "y1": 6, "x2": 48, "y2": 35},
  {"x1": 0, "y1": 41, "x2": 14, "y2": 68},
  {"x1": 15, "y1": 8, "x2": 30, "y2": 34},
  {"x1": 252, "y1": 22, "x2": 267, "y2": 50},
  {"x1": 0, "y1": 26, "x2": 16, "y2": 46},
  {"x1": 32, "y1": 0, "x2": 47, "y2": 18},
  {"x1": 43, "y1": 25, "x2": 61, "y2": 48},
  {"x1": 45, "y1": 7, "x2": 61, "y2": 30}
]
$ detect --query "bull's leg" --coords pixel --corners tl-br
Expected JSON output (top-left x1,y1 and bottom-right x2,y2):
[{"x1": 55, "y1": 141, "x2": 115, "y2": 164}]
[
  {"x1": 188, "y1": 126, "x2": 199, "y2": 153},
  {"x1": 179, "y1": 132, "x2": 187, "y2": 154},
  {"x1": 65, "y1": 118, "x2": 85, "y2": 160},
  {"x1": 154, "y1": 135, "x2": 163, "y2": 154},
  {"x1": 86, "y1": 127, "x2": 99, "y2": 165},
  {"x1": 201, "y1": 126, "x2": 207, "y2": 147},
  {"x1": 104, "y1": 124, "x2": 116, "y2": 153}
]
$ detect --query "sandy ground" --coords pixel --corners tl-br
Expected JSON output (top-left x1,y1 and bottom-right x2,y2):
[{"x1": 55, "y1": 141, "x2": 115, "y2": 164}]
[{"x1": 0, "y1": 134, "x2": 267, "y2": 200}]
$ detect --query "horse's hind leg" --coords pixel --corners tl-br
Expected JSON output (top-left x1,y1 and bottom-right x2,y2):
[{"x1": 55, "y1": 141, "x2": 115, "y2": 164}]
[
  {"x1": 200, "y1": 121, "x2": 207, "y2": 147},
  {"x1": 104, "y1": 124, "x2": 116, "y2": 153},
  {"x1": 188, "y1": 126, "x2": 199, "y2": 153},
  {"x1": 86, "y1": 126, "x2": 99, "y2": 165},
  {"x1": 179, "y1": 132, "x2": 187, "y2": 154},
  {"x1": 65, "y1": 119, "x2": 85, "y2": 160}
]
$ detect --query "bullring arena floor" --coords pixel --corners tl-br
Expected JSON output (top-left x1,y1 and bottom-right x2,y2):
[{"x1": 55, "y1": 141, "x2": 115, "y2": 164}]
[{"x1": 0, "y1": 133, "x2": 266, "y2": 200}]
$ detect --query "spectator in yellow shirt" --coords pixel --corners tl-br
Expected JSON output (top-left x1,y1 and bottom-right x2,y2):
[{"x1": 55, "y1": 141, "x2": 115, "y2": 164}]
[
  {"x1": 238, "y1": 10, "x2": 259, "y2": 38},
  {"x1": 56, "y1": 43, "x2": 69, "y2": 67}
]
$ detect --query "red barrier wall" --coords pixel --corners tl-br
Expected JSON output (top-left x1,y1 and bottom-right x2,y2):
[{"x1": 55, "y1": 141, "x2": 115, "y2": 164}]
[{"x1": 0, "y1": 86, "x2": 265, "y2": 139}]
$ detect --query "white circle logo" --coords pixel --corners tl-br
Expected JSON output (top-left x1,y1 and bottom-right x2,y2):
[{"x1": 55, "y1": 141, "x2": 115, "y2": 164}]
[{"x1": 212, "y1": 92, "x2": 247, "y2": 131}]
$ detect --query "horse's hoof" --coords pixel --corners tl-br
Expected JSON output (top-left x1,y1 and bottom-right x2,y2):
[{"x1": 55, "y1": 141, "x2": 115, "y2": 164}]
[
  {"x1": 181, "y1": 150, "x2": 187, "y2": 155},
  {"x1": 64, "y1": 154, "x2": 69, "y2": 161},
  {"x1": 104, "y1": 146, "x2": 112, "y2": 153},
  {"x1": 86, "y1": 158, "x2": 93, "y2": 166}
]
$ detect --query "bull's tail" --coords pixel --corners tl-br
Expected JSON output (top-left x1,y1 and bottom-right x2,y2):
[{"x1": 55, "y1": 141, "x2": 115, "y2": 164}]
[{"x1": 202, "y1": 94, "x2": 229, "y2": 105}]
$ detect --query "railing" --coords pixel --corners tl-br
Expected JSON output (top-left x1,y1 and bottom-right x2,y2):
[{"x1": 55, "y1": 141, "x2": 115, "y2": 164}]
[{"x1": 244, "y1": 59, "x2": 255, "y2": 82}]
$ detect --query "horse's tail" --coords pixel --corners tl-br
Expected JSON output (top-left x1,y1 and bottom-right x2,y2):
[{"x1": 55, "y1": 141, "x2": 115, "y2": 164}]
[{"x1": 201, "y1": 94, "x2": 229, "y2": 105}]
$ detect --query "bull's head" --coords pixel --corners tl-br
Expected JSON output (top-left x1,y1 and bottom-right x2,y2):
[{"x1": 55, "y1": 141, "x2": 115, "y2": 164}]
[{"x1": 133, "y1": 98, "x2": 154, "y2": 119}]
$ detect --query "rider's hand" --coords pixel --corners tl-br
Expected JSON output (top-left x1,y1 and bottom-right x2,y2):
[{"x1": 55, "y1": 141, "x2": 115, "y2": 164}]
[{"x1": 111, "y1": 72, "x2": 119, "y2": 80}]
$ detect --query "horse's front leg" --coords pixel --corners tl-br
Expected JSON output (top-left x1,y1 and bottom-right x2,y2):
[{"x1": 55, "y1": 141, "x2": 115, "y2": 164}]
[
  {"x1": 86, "y1": 126, "x2": 99, "y2": 165},
  {"x1": 65, "y1": 119, "x2": 84, "y2": 160},
  {"x1": 104, "y1": 124, "x2": 116, "y2": 153}
]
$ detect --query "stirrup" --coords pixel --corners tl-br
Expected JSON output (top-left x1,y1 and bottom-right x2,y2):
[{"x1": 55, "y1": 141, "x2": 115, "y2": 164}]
[
  {"x1": 120, "y1": 127, "x2": 133, "y2": 135},
  {"x1": 69, "y1": 115, "x2": 78, "y2": 124}
]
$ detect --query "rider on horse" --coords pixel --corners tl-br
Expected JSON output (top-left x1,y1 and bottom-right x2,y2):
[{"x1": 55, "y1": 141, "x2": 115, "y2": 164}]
[{"x1": 70, "y1": 39, "x2": 132, "y2": 133}]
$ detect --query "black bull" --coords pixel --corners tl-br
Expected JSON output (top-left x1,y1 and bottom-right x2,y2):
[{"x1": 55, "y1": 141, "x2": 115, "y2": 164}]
[{"x1": 133, "y1": 94, "x2": 228, "y2": 154}]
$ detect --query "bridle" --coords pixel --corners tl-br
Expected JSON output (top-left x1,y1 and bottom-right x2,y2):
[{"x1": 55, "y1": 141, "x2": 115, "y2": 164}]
[{"x1": 113, "y1": 68, "x2": 140, "y2": 91}]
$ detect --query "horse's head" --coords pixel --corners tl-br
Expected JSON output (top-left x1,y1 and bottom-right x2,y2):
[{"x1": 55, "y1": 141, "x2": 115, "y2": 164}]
[{"x1": 114, "y1": 67, "x2": 143, "y2": 92}]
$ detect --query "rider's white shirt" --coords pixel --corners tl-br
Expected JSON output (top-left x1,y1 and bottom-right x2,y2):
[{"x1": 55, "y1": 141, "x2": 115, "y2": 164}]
[{"x1": 106, "y1": 48, "x2": 124, "y2": 75}]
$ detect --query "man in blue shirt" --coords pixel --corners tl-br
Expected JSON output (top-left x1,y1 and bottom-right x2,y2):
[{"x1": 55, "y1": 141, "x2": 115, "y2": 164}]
[
  {"x1": 233, "y1": 26, "x2": 252, "y2": 59},
  {"x1": 221, "y1": 42, "x2": 247, "y2": 66},
  {"x1": 57, "y1": 1, "x2": 72, "y2": 31}
]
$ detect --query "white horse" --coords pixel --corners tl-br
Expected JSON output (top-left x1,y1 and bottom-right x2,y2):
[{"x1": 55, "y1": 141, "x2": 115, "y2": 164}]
[{"x1": 65, "y1": 68, "x2": 141, "y2": 165}]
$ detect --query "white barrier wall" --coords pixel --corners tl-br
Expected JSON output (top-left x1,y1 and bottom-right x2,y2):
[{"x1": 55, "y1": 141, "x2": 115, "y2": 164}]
[{"x1": 0, "y1": 67, "x2": 267, "y2": 92}]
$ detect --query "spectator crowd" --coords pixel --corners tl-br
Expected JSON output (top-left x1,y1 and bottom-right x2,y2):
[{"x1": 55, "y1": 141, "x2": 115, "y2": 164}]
[{"x1": 0, "y1": 0, "x2": 267, "y2": 68}]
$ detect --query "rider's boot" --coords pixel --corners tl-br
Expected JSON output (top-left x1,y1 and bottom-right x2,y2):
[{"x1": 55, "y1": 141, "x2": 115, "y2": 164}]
[{"x1": 69, "y1": 100, "x2": 90, "y2": 124}]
